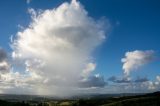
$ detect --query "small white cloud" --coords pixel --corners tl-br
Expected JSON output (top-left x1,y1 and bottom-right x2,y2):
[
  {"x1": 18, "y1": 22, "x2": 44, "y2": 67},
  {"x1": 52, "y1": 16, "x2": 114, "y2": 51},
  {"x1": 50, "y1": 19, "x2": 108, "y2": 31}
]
[
  {"x1": 156, "y1": 76, "x2": 160, "y2": 82},
  {"x1": 116, "y1": 21, "x2": 120, "y2": 26},
  {"x1": 26, "y1": 0, "x2": 32, "y2": 4},
  {"x1": 121, "y1": 50, "x2": 155, "y2": 75},
  {"x1": 17, "y1": 24, "x2": 24, "y2": 30},
  {"x1": 147, "y1": 81, "x2": 156, "y2": 90}
]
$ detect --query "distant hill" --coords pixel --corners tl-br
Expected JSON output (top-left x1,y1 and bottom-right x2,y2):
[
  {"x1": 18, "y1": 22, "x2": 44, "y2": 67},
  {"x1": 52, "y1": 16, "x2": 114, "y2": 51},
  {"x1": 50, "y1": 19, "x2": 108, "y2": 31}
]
[
  {"x1": 146, "y1": 91, "x2": 160, "y2": 96},
  {"x1": 72, "y1": 91, "x2": 160, "y2": 106},
  {"x1": 102, "y1": 93, "x2": 160, "y2": 106},
  {"x1": 101, "y1": 91, "x2": 160, "y2": 106},
  {"x1": 0, "y1": 91, "x2": 159, "y2": 106}
]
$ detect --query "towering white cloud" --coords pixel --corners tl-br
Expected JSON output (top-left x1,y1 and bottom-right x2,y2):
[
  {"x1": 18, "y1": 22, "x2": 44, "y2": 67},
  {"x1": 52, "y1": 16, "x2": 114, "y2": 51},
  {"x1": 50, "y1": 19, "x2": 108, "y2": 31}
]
[
  {"x1": 121, "y1": 50, "x2": 155, "y2": 75},
  {"x1": 9, "y1": 0, "x2": 108, "y2": 96}
]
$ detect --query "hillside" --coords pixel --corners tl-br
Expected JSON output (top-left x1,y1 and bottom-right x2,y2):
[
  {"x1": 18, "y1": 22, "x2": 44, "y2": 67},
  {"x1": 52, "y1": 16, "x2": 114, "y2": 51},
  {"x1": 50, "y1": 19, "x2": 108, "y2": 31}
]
[
  {"x1": 102, "y1": 92, "x2": 160, "y2": 106},
  {"x1": 0, "y1": 92, "x2": 159, "y2": 106}
]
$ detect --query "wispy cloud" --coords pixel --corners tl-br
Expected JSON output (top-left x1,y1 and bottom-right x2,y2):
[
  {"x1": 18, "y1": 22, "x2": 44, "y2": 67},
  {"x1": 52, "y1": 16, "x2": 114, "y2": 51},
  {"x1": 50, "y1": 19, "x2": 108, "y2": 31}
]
[{"x1": 26, "y1": 0, "x2": 32, "y2": 4}]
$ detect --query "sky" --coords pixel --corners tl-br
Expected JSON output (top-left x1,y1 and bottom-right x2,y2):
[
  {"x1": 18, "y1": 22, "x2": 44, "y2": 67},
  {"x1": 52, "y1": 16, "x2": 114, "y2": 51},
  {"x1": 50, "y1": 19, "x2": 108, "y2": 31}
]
[{"x1": 0, "y1": 0, "x2": 160, "y2": 96}]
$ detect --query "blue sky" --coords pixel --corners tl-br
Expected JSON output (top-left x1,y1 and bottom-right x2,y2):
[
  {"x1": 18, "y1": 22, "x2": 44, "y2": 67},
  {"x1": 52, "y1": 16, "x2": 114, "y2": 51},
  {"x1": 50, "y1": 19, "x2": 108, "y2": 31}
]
[{"x1": 0, "y1": 0, "x2": 160, "y2": 95}]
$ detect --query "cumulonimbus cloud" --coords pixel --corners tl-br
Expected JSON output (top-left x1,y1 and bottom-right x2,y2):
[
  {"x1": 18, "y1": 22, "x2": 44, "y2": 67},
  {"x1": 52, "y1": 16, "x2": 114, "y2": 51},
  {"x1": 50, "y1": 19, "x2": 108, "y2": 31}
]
[
  {"x1": 5, "y1": 0, "x2": 109, "y2": 96},
  {"x1": 121, "y1": 50, "x2": 155, "y2": 76}
]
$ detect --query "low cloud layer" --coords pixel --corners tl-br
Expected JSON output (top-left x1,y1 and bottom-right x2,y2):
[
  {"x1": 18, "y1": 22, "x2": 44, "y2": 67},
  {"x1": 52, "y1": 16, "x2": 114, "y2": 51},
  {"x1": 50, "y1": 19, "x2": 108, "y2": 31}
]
[
  {"x1": 145, "y1": 75, "x2": 160, "y2": 90},
  {"x1": 79, "y1": 74, "x2": 106, "y2": 88},
  {"x1": 108, "y1": 76, "x2": 131, "y2": 83},
  {"x1": 107, "y1": 75, "x2": 158, "y2": 93},
  {"x1": 134, "y1": 77, "x2": 149, "y2": 83},
  {"x1": 108, "y1": 76, "x2": 148, "y2": 84},
  {"x1": 121, "y1": 50, "x2": 155, "y2": 75},
  {"x1": 4, "y1": 0, "x2": 109, "y2": 96}
]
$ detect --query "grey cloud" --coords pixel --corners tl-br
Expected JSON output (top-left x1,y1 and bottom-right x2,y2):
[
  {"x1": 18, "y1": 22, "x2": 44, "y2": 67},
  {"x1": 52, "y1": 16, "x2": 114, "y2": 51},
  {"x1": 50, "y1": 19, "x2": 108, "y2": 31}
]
[
  {"x1": 0, "y1": 48, "x2": 10, "y2": 74},
  {"x1": 108, "y1": 75, "x2": 149, "y2": 84},
  {"x1": 108, "y1": 76, "x2": 131, "y2": 83},
  {"x1": 79, "y1": 75, "x2": 106, "y2": 88},
  {"x1": 134, "y1": 77, "x2": 149, "y2": 83},
  {"x1": 108, "y1": 76, "x2": 116, "y2": 82},
  {"x1": 0, "y1": 48, "x2": 7, "y2": 62}
]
